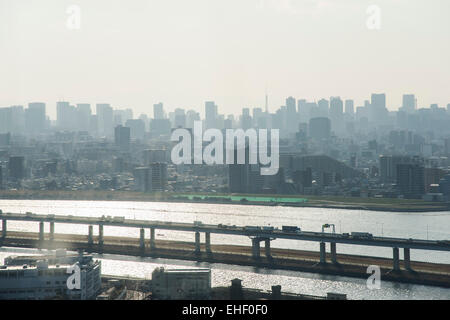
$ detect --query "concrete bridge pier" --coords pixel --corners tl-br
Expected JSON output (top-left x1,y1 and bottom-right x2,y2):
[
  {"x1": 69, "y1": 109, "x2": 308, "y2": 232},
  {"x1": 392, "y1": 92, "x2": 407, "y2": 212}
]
[
  {"x1": 150, "y1": 228, "x2": 156, "y2": 250},
  {"x1": 393, "y1": 247, "x2": 400, "y2": 271},
  {"x1": 404, "y1": 248, "x2": 411, "y2": 270},
  {"x1": 264, "y1": 239, "x2": 271, "y2": 258},
  {"x1": 319, "y1": 242, "x2": 326, "y2": 264},
  {"x1": 205, "y1": 232, "x2": 212, "y2": 254},
  {"x1": 330, "y1": 242, "x2": 337, "y2": 264},
  {"x1": 98, "y1": 224, "x2": 104, "y2": 250},
  {"x1": 140, "y1": 228, "x2": 145, "y2": 254},
  {"x1": 39, "y1": 221, "x2": 44, "y2": 245},
  {"x1": 252, "y1": 238, "x2": 261, "y2": 260},
  {"x1": 195, "y1": 231, "x2": 201, "y2": 253},
  {"x1": 88, "y1": 225, "x2": 93, "y2": 246},
  {"x1": 49, "y1": 222, "x2": 55, "y2": 241},
  {"x1": 1, "y1": 219, "x2": 6, "y2": 238}
]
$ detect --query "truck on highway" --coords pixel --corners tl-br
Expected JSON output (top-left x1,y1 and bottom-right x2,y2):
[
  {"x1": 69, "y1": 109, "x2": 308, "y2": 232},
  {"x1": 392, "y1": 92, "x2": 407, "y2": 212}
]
[
  {"x1": 351, "y1": 232, "x2": 373, "y2": 239},
  {"x1": 282, "y1": 226, "x2": 301, "y2": 233},
  {"x1": 244, "y1": 226, "x2": 261, "y2": 231},
  {"x1": 113, "y1": 216, "x2": 125, "y2": 222},
  {"x1": 262, "y1": 226, "x2": 274, "y2": 232}
]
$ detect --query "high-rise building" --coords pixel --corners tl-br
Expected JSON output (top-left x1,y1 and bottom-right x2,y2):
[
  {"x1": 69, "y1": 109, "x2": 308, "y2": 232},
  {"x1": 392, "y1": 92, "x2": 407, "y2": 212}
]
[
  {"x1": 96, "y1": 104, "x2": 113, "y2": 137},
  {"x1": 153, "y1": 103, "x2": 165, "y2": 119},
  {"x1": 133, "y1": 167, "x2": 152, "y2": 192},
  {"x1": 329, "y1": 97, "x2": 344, "y2": 133},
  {"x1": 344, "y1": 100, "x2": 354, "y2": 115},
  {"x1": 297, "y1": 99, "x2": 307, "y2": 121},
  {"x1": 8, "y1": 156, "x2": 25, "y2": 180},
  {"x1": 396, "y1": 163, "x2": 425, "y2": 197},
  {"x1": 370, "y1": 93, "x2": 388, "y2": 124},
  {"x1": 186, "y1": 110, "x2": 200, "y2": 129},
  {"x1": 401, "y1": 94, "x2": 416, "y2": 113},
  {"x1": 114, "y1": 125, "x2": 130, "y2": 150},
  {"x1": 285, "y1": 97, "x2": 298, "y2": 134},
  {"x1": 317, "y1": 99, "x2": 329, "y2": 117},
  {"x1": 173, "y1": 108, "x2": 186, "y2": 128},
  {"x1": 25, "y1": 103, "x2": 46, "y2": 134},
  {"x1": 76, "y1": 104, "x2": 92, "y2": 132},
  {"x1": 150, "y1": 162, "x2": 168, "y2": 191},
  {"x1": 0, "y1": 107, "x2": 12, "y2": 134},
  {"x1": 379, "y1": 155, "x2": 418, "y2": 183},
  {"x1": 228, "y1": 145, "x2": 252, "y2": 193},
  {"x1": 11, "y1": 106, "x2": 25, "y2": 133},
  {"x1": 240, "y1": 108, "x2": 252, "y2": 130},
  {"x1": 57, "y1": 101, "x2": 76, "y2": 130},
  {"x1": 205, "y1": 101, "x2": 218, "y2": 129}
]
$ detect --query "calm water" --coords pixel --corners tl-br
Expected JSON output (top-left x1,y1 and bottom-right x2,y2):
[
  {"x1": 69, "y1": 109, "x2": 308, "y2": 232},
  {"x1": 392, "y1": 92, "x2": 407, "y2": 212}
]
[{"x1": 0, "y1": 200, "x2": 449, "y2": 300}]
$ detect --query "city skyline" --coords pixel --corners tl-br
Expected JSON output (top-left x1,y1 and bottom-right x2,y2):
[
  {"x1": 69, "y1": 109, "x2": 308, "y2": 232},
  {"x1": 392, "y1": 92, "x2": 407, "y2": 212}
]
[
  {"x1": 1, "y1": 91, "x2": 449, "y2": 121},
  {"x1": 1, "y1": 0, "x2": 449, "y2": 118}
]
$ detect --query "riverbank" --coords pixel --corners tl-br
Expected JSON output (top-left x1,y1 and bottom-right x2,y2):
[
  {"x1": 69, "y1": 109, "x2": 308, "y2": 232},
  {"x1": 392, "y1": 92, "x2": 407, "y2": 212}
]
[{"x1": 0, "y1": 190, "x2": 449, "y2": 212}]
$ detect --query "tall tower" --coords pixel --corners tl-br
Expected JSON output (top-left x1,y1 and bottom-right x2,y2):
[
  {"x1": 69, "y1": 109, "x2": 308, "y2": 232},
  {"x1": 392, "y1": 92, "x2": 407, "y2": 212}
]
[{"x1": 265, "y1": 88, "x2": 269, "y2": 113}]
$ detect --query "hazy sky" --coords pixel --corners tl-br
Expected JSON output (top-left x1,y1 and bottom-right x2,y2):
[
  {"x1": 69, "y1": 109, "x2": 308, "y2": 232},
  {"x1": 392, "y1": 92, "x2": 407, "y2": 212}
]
[{"x1": 1, "y1": 0, "x2": 449, "y2": 119}]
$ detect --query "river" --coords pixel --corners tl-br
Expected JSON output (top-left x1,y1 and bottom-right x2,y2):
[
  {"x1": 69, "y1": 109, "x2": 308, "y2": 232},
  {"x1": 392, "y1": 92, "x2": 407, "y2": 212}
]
[{"x1": 0, "y1": 200, "x2": 449, "y2": 300}]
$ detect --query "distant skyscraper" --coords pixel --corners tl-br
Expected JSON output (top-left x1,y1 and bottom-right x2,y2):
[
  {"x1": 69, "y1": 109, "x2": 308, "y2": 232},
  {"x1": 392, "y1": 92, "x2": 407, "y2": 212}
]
[
  {"x1": 370, "y1": 93, "x2": 388, "y2": 124},
  {"x1": 186, "y1": 110, "x2": 200, "y2": 129},
  {"x1": 401, "y1": 94, "x2": 416, "y2": 113},
  {"x1": 205, "y1": 101, "x2": 218, "y2": 129},
  {"x1": 329, "y1": 97, "x2": 344, "y2": 133},
  {"x1": 344, "y1": 100, "x2": 354, "y2": 115},
  {"x1": 173, "y1": 108, "x2": 186, "y2": 128},
  {"x1": 57, "y1": 101, "x2": 76, "y2": 130},
  {"x1": 9, "y1": 106, "x2": 25, "y2": 134},
  {"x1": 397, "y1": 163, "x2": 425, "y2": 197},
  {"x1": 133, "y1": 167, "x2": 152, "y2": 192},
  {"x1": 8, "y1": 156, "x2": 25, "y2": 180},
  {"x1": 297, "y1": 99, "x2": 308, "y2": 122},
  {"x1": 25, "y1": 102, "x2": 46, "y2": 134},
  {"x1": 114, "y1": 125, "x2": 130, "y2": 150},
  {"x1": 96, "y1": 104, "x2": 113, "y2": 137},
  {"x1": 317, "y1": 99, "x2": 329, "y2": 117},
  {"x1": 241, "y1": 108, "x2": 252, "y2": 130},
  {"x1": 150, "y1": 162, "x2": 168, "y2": 191},
  {"x1": 286, "y1": 96, "x2": 298, "y2": 134},
  {"x1": 76, "y1": 104, "x2": 92, "y2": 132},
  {"x1": 153, "y1": 103, "x2": 165, "y2": 119}
]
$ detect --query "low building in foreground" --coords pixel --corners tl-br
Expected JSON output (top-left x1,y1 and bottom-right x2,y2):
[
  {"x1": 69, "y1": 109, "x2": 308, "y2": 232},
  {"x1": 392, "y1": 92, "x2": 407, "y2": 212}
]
[
  {"x1": 0, "y1": 252, "x2": 101, "y2": 300},
  {"x1": 151, "y1": 267, "x2": 211, "y2": 300}
]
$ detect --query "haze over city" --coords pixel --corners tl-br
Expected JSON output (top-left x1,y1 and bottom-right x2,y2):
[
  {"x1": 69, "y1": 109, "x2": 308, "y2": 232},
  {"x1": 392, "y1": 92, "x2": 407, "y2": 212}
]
[
  {"x1": 0, "y1": 0, "x2": 450, "y2": 303},
  {"x1": 1, "y1": 0, "x2": 450, "y2": 119}
]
